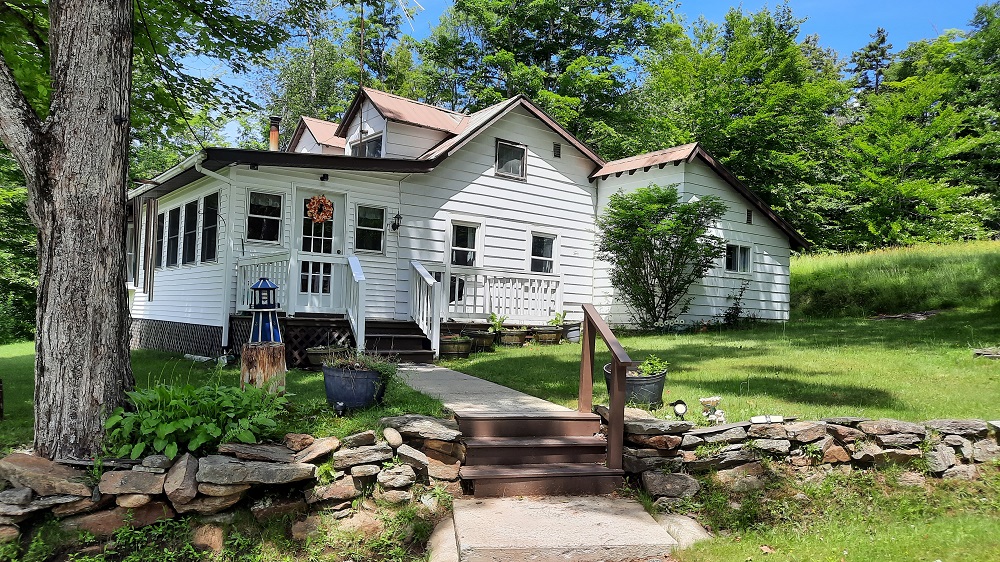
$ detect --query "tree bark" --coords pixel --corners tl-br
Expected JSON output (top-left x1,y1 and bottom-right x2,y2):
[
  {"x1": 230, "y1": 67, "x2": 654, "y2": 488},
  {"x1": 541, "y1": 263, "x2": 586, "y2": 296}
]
[
  {"x1": 241, "y1": 343, "x2": 287, "y2": 394},
  {"x1": 0, "y1": 0, "x2": 135, "y2": 459}
]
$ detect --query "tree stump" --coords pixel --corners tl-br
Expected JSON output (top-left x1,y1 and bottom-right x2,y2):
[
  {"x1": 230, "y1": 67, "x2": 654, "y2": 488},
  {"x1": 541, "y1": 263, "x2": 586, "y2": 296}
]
[{"x1": 241, "y1": 343, "x2": 287, "y2": 393}]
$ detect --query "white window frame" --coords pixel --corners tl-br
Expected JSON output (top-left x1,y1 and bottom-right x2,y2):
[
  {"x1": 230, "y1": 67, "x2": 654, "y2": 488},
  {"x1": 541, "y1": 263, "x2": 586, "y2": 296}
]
[
  {"x1": 165, "y1": 206, "x2": 181, "y2": 268},
  {"x1": 154, "y1": 211, "x2": 165, "y2": 269},
  {"x1": 181, "y1": 199, "x2": 199, "y2": 266},
  {"x1": 450, "y1": 219, "x2": 484, "y2": 268},
  {"x1": 725, "y1": 243, "x2": 752, "y2": 274},
  {"x1": 245, "y1": 189, "x2": 284, "y2": 245},
  {"x1": 495, "y1": 139, "x2": 527, "y2": 181},
  {"x1": 201, "y1": 192, "x2": 220, "y2": 263},
  {"x1": 354, "y1": 204, "x2": 387, "y2": 255},
  {"x1": 527, "y1": 230, "x2": 558, "y2": 275},
  {"x1": 350, "y1": 132, "x2": 384, "y2": 158}
]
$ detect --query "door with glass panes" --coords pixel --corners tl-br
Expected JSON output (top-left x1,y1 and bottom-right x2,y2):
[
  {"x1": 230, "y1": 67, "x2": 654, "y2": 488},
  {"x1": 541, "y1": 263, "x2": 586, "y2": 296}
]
[{"x1": 295, "y1": 190, "x2": 346, "y2": 313}]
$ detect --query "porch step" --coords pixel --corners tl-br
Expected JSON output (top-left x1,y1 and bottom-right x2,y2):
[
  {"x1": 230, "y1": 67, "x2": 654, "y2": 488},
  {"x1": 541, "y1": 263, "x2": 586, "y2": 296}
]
[
  {"x1": 365, "y1": 333, "x2": 432, "y2": 352},
  {"x1": 455, "y1": 411, "x2": 602, "y2": 438},
  {"x1": 463, "y1": 436, "x2": 608, "y2": 465},
  {"x1": 459, "y1": 463, "x2": 623, "y2": 497},
  {"x1": 364, "y1": 320, "x2": 428, "y2": 336}
]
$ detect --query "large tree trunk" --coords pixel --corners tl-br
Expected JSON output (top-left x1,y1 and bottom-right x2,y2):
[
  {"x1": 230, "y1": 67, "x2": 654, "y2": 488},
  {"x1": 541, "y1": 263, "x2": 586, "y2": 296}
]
[{"x1": 0, "y1": 0, "x2": 135, "y2": 459}]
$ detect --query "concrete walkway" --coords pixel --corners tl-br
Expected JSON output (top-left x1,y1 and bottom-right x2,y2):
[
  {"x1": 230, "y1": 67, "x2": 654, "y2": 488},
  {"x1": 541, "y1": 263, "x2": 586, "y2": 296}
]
[
  {"x1": 398, "y1": 364, "x2": 570, "y2": 415},
  {"x1": 400, "y1": 364, "x2": 706, "y2": 561}
]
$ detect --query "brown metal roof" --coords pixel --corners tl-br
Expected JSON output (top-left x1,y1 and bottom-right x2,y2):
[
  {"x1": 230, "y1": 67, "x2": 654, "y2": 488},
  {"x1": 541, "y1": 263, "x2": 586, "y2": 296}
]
[
  {"x1": 593, "y1": 143, "x2": 809, "y2": 250},
  {"x1": 286, "y1": 117, "x2": 346, "y2": 152},
  {"x1": 593, "y1": 143, "x2": 699, "y2": 177},
  {"x1": 336, "y1": 88, "x2": 468, "y2": 136}
]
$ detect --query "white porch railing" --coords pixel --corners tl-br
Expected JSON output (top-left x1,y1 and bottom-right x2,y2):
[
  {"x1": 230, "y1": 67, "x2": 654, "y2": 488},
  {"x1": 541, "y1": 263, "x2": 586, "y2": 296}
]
[
  {"x1": 346, "y1": 256, "x2": 367, "y2": 352},
  {"x1": 409, "y1": 261, "x2": 442, "y2": 356},
  {"x1": 236, "y1": 251, "x2": 291, "y2": 312},
  {"x1": 441, "y1": 267, "x2": 563, "y2": 324}
]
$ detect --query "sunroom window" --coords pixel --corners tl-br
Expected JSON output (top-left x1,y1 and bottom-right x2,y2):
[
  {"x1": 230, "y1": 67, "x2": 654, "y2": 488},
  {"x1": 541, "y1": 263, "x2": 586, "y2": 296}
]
[
  {"x1": 201, "y1": 193, "x2": 219, "y2": 262},
  {"x1": 247, "y1": 191, "x2": 282, "y2": 243},
  {"x1": 182, "y1": 200, "x2": 198, "y2": 264},
  {"x1": 165, "y1": 208, "x2": 180, "y2": 267}
]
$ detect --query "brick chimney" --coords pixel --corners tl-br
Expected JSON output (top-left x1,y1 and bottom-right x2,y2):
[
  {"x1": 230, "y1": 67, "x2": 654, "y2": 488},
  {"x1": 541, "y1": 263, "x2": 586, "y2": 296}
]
[{"x1": 268, "y1": 116, "x2": 281, "y2": 151}]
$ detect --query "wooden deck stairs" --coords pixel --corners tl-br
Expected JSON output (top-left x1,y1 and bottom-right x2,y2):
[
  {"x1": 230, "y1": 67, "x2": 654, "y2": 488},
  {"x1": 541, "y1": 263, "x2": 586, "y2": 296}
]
[
  {"x1": 456, "y1": 303, "x2": 635, "y2": 497},
  {"x1": 363, "y1": 319, "x2": 434, "y2": 364},
  {"x1": 457, "y1": 411, "x2": 624, "y2": 496}
]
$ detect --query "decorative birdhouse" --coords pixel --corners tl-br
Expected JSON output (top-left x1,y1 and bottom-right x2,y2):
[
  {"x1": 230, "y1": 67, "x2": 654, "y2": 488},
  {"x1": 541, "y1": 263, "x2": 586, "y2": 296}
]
[{"x1": 249, "y1": 277, "x2": 282, "y2": 344}]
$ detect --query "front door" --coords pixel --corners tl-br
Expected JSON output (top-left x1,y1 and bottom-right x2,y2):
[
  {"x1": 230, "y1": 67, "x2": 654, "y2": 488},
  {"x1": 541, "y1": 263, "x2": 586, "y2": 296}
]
[{"x1": 295, "y1": 190, "x2": 347, "y2": 313}]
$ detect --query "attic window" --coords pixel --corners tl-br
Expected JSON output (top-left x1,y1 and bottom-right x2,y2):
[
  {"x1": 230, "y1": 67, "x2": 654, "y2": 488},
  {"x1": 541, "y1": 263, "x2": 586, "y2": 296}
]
[
  {"x1": 496, "y1": 139, "x2": 526, "y2": 180},
  {"x1": 746, "y1": 209, "x2": 753, "y2": 225},
  {"x1": 553, "y1": 142, "x2": 562, "y2": 158},
  {"x1": 351, "y1": 134, "x2": 382, "y2": 158}
]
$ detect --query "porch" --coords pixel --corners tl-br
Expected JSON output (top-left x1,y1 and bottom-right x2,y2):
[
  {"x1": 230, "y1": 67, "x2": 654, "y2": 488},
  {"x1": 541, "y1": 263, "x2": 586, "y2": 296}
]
[{"x1": 235, "y1": 252, "x2": 564, "y2": 358}]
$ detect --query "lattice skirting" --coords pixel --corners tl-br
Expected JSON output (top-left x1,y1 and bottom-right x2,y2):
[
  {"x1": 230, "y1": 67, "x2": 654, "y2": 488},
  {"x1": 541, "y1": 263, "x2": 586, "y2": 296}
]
[
  {"x1": 228, "y1": 315, "x2": 354, "y2": 369},
  {"x1": 131, "y1": 319, "x2": 223, "y2": 358}
]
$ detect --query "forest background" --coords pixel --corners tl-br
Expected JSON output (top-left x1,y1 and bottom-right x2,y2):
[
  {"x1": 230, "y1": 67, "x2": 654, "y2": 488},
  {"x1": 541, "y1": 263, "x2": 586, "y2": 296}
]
[{"x1": 1, "y1": 0, "x2": 999, "y2": 343}]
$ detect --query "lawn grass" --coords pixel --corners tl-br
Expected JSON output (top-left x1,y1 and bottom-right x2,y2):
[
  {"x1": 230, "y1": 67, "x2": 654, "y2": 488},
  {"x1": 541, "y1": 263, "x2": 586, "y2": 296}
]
[
  {"x1": 677, "y1": 465, "x2": 1000, "y2": 562},
  {"x1": 0, "y1": 345, "x2": 442, "y2": 451},
  {"x1": 791, "y1": 240, "x2": 1000, "y2": 317},
  {"x1": 440, "y1": 306, "x2": 1000, "y2": 423}
]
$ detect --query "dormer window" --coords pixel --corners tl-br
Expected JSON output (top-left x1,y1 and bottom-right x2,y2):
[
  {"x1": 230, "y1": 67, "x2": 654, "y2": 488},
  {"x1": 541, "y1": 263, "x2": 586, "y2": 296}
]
[
  {"x1": 496, "y1": 139, "x2": 526, "y2": 180},
  {"x1": 351, "y1": 134, "x2": 382, "y2": 158}
]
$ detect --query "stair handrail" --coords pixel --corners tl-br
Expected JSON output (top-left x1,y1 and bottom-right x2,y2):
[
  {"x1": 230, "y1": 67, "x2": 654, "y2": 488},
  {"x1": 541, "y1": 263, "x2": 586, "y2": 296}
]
[
  {"x1": 409, "y1": 260, "x2": 441, "y2": 356},
  {"x1": 346, "y1": 255, "x2": 366, "y2": 352},
  {"x1": 579, "y1": 303, "x2": 634, "y2": 470}
]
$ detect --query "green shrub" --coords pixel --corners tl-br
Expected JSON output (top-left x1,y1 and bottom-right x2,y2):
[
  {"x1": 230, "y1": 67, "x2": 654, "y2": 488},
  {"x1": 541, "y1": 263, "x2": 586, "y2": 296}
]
[{"x1": 105, "y1": 384, "x2": 288, "y2": 460}]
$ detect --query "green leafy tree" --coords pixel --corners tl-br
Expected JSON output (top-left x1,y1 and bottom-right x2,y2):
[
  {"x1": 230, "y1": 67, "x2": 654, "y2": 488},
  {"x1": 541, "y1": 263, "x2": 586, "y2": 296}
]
[
  {"x1": 849, "y1": 27, "x2": 893, "y2": 96},
  {"x1": 596, "y1": 184, "x2": 727, "y2": 328},
  {"x1": 635, "y1": 5, "x2": 849, "y2": 245}
]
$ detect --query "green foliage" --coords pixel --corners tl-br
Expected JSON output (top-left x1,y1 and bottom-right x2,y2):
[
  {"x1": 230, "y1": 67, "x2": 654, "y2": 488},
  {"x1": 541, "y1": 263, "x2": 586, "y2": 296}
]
[
  {"x1": 0, "y1": 150, "x2": 36, "y2": 343},
  {"x1": 322, "y1": 350, "x2": 398, "y2": 383},
  {"x1": 547, "y1": 312, "x2": 566, "y2": 326},
  {"x1": 105, "y1": 384, "x2": 288, "y2": 459},
  {"x1": 791, "y1": 241, "x2": 1000, "y2": 317},
  {"x1": 0, "y1": 519, "x2": 65, "y2": 562},
  {"x1": 636, "y1": 354, "x2": 669, "y2": 377},
  {"x1": 488, "y1": 313, "x2": 507, "y2": 333},
  {"x1": 596, "y1": 184, "x2": 727, "y2": 328},
  {"x1": 67, "y1": 517, "x2": 204, "y2": 562}
]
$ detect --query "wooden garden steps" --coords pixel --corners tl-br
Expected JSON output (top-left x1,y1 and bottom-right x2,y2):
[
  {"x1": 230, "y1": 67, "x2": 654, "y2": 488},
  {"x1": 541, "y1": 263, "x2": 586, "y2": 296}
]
[
  {"x1": 364, "y1": 320, "x2": 434, "y2": 363},
  {"x1": 456, "y1": 411, "x2": 621, "y2": 497}
]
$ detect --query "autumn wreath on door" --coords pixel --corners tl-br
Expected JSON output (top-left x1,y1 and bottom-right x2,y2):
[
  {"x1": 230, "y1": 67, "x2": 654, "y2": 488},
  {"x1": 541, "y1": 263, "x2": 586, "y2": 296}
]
[{"x1": 306, "y1": 194, "x2": 334, "y2": 223}]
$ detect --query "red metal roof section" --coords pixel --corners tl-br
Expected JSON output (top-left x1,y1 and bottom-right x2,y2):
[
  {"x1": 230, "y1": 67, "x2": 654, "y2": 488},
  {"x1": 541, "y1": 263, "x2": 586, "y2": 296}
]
[
  {"x1": 363, "y1": 88, "x2": 467, "y2": 134},
  {"x1": 301, "y1": 116, "x2": 346, "y2": 148},
  {"x1": 592, "y1": 143, "x2": 699, "y2": 178}
]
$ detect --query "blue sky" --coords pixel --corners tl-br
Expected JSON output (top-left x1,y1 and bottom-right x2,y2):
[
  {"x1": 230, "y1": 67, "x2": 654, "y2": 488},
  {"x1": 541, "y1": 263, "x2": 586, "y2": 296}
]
[{"x1": 405, "y1": 0, "x2": 985, "y2": 59}]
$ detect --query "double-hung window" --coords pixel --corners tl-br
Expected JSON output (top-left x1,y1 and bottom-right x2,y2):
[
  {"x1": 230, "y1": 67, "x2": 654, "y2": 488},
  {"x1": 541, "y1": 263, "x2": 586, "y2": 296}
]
[
  {"x1": 725, "y1": 244, "x2": 751, "y2": 273},
  {"x1": 351, "y1": 134, "x2": 383, "y2": 158},
  {"x1": 165, "y1": 208, "x2": 180, "y2": 267},
  {"x1": 495, "y1": 139, "x2": 526, "y2": 180},
  {"x1": 247, "y1": 191, "x2": 282, "y2": 243},
  {"x1": 451, "y1": 224, "x2": 478, "y2": 267},
  {"x1": 154, "y1": 213, "x2": 165, "y2": 268},
  {"x1": 355, "y1": 206, "x2": 386, "y2": 253},
  {"x1": 182, "y1": 201, "x2": 198, "y2": 265},
  {"x1": 530, "y1": 234, "x2": 555, "y2": 273},
  {"x1": 201, "y1": 193, "x2": 219, "y2": 262}
]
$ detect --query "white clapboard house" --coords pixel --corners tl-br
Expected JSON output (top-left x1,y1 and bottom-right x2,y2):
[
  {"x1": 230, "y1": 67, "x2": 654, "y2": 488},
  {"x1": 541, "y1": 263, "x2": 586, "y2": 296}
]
[{"x1": 126, "y1": 88, "x2": 807, "y2": 364}]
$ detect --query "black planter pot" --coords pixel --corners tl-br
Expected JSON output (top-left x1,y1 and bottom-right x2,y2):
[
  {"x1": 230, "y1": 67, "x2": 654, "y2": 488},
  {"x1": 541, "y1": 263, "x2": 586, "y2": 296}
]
[
  {"x1": 602, "y1": 363, "x2": 666, "y2": 408},
  {"x1": 322, "y1": 366, "x2": 385, "y2": 409},
  {"x1": 562, "y1": 321, "x2": 582, "y2": 343}
]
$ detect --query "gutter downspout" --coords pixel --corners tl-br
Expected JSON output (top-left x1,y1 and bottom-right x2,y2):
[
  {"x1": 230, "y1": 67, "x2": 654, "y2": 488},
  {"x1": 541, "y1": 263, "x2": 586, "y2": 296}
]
[{"x1": 195, "y1": 153, "x2": 238, "y2": 356}]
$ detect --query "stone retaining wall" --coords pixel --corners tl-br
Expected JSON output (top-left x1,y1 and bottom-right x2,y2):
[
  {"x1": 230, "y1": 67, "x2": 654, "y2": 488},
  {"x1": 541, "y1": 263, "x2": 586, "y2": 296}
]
[
  {"x1": 596, "y1": 407, "x2": 1000, "y2": 505},
  {"x1": 0, "y1": 415, "x2": 464, "y2": 544}
]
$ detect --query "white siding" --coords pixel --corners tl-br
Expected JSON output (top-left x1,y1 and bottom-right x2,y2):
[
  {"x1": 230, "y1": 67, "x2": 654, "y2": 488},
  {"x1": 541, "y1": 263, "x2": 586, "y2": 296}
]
[
  {"x1": 386, "y1": 122, "x2": 449, "y2": 159},
  {"x1": 397, "y1": 106, "x2": 599, "y2": 322},
  {"x1": 594, "y1": 159, "x2": 791, "y2": 326},
  {"x1": 131, "y1": 174, "x2": 230, "y2": 328},
  {"x1": 227, "y1": 166, "x2": 403, "y2": 319},
  {"x1": 344, "y1": 100, "x2": 387, "y2": 156},
  {"x1": 292, "y1": 129, "x2": 321, "y2": 153}
]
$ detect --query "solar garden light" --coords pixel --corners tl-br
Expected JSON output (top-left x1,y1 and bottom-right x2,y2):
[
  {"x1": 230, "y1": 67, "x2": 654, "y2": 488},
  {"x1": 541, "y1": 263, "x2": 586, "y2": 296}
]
[{"x1": 669, "y1": 399, "x2": 687, "y2": 421}]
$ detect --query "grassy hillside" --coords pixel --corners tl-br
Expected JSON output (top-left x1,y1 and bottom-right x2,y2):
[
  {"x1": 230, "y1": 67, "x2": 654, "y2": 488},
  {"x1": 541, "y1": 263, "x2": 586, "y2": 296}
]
[{"x1": 791, "y1": 241, "x2": 1000, "y2": 317}]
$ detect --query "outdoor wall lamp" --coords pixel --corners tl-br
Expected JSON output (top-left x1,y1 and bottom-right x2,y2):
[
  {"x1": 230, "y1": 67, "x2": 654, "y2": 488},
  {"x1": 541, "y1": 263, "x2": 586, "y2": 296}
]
[
  {"x1": 391, "y1": 212, "x2": 403, "y2": 231},
  {"x1": 320, "y1": 173, "x2": 329, "y2": 181}
]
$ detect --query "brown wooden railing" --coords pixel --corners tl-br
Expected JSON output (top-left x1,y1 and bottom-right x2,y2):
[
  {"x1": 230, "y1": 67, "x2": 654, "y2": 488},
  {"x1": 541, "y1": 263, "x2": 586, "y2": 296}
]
[{"x1": 579, "y1": 304, "x2": 634, "y2": 470}]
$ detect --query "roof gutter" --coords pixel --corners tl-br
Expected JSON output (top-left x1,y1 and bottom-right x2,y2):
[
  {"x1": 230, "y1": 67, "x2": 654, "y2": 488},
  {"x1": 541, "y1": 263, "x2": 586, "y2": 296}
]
[
  {"x1": 194, "y1": 152, "x2": 232, "y2": 186},
  {"x1": 128, "y1": 151, "x2": 204, "y2": 200}
]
